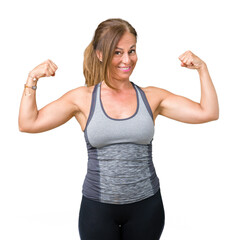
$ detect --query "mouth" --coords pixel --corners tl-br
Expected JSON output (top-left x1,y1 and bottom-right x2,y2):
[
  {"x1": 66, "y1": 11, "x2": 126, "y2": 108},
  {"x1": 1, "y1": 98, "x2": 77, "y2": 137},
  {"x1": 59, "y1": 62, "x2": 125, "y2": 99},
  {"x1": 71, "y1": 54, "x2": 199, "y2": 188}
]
[{"x1": 118, "y1": 66, "x2": 132, "y2": 72}]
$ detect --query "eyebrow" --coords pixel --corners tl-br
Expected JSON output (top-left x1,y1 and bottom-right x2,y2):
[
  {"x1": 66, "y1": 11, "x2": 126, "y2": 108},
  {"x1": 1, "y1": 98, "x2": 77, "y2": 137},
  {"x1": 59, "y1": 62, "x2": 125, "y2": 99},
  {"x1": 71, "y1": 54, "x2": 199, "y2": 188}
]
[{"x1": 115, "y1": 45, "x2": 136, "y2": 50}]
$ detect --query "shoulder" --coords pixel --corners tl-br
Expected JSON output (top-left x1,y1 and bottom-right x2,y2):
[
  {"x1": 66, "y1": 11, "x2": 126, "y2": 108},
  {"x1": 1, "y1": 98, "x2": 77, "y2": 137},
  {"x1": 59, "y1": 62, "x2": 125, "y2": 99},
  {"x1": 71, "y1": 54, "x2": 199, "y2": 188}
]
[
  {"x1": 62, "y1": 85, "x2": 95, "y2": 100},
  {"x1": 136, "y1": 85, "x2": 175, "y2": 115},
  {"x1": 138, "y1": 85, "x2": 172, "y2": 100}
]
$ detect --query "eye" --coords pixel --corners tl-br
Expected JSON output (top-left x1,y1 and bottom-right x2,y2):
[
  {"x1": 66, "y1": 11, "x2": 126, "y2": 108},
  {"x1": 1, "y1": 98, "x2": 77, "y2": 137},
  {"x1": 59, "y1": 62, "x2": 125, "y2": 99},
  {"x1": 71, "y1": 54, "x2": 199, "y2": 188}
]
[
  {"x1": 115, "y1": 51, "x2": 122, "y2": 55},
  {"x1": 129, "y1": 49, "x2": 136, "y2": 54}
]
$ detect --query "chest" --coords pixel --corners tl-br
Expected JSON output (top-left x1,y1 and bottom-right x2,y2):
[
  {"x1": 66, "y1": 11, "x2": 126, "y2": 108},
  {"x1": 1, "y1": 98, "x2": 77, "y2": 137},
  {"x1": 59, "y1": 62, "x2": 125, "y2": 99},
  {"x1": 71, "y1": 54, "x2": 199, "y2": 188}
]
[{"x1": 100, "y1": 89, "x2": 137, "y2": 119}]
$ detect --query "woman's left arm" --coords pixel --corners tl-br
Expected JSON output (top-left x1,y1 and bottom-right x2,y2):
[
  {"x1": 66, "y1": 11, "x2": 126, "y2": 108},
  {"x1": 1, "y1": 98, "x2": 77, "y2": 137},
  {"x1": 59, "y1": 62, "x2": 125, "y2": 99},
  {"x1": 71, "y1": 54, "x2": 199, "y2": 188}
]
[{"x1": 156, "y1": 50, "x2": 219, "y2": 123}]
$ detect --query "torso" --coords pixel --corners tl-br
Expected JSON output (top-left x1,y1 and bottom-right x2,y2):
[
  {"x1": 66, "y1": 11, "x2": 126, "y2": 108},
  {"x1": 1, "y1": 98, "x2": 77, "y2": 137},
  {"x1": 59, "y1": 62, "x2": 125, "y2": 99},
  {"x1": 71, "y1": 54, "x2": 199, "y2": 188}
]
[{"x1": 72, "y1": 83, "x2": 163, "y2": 131}]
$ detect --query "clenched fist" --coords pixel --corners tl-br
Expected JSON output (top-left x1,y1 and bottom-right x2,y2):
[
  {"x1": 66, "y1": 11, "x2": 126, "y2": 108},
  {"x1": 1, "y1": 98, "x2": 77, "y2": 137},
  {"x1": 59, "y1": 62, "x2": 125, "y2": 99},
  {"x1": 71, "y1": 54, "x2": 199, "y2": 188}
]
[
  {"x1": 29, "y1": 59, "x2": 58, "y2": 81},
  {"x1": 178, "y1": 51, "x2": 206, "y2": 70}
]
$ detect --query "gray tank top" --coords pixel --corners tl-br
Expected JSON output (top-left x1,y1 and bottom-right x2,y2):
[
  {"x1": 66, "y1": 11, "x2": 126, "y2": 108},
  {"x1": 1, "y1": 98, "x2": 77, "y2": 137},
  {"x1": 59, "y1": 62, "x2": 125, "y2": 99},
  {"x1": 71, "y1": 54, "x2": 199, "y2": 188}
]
[{"x1": 82, "y1": 81, "x2": 160, "y2": 204}]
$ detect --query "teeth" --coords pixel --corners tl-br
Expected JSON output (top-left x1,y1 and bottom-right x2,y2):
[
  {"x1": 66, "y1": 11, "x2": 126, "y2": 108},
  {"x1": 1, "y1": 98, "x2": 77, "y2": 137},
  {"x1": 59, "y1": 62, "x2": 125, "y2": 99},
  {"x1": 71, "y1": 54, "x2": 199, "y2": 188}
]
[{"x1": 120, "y1": 67, "x2": 130, "y2": 70}]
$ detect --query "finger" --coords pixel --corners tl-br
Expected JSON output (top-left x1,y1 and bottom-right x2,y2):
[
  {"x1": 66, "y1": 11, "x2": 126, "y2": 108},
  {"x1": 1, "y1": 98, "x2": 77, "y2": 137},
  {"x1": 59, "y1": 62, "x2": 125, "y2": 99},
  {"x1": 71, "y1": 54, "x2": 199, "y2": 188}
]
[
  {"x1": 44, "y1": 60, "x2": 57, "y2": 75},
  {"x1": 187, "y1": 50, "x2": 193, "y2": 56},
  {"x1": 179, "y1": 54, "x2": 185, "y2": 61},
  {"x1": 43, "y1": 64, "x2": 53, "y2": 77},
  {"x1": 47, "y1": 67, "x2": 54, "y2": 76},
  {"x1": 179, "y1": 51, "x2": 188, "y2": 59},
  {"x1": 184, "y1": 55, "x2": 193, "y2": 64},
  {"x1": 52, "y1": 62, "x2": 58, "y2": 70},
  {"x1": 48, "y1": 60, "x2": 58, "y2": 73},
  {"x1": 179, "y1": 54, "x2": 188, "y2": 62},
  {"x1": 46, "y1": 59, "x2": 55, "y2": 70},
  {"x1": 49, "y1": 64, "x2": 57, "y2": 73},
  {"x1": 181, "y1": 62, "x2": 187, "y2": 67},
  {"x1": 181, "y1": 57, "x2": 188, "y2": 64},
  {"x1": 48, "y1": 60, "x2": 58, "y2": 70},
  {"x1": 185, "y1": 59, "x2": 193, "y2": 65},
  {"x1": 179, "y1": 50, "x2": 193, "y2": 59}
]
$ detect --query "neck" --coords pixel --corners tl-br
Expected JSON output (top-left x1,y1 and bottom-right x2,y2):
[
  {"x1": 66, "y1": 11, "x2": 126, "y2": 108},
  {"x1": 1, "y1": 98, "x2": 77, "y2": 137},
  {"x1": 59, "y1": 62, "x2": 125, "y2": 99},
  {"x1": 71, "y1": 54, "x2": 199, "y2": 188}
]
[{"x1": 102, "y1": 78, "x2": 132, "y2": 92}]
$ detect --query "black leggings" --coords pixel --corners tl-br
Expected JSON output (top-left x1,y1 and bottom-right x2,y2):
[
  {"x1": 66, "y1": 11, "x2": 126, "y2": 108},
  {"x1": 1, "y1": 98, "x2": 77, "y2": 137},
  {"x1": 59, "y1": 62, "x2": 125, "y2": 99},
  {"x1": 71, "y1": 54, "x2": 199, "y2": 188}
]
[{"x1": 78, "y1": 189, "x2": 165, "y2": 240}]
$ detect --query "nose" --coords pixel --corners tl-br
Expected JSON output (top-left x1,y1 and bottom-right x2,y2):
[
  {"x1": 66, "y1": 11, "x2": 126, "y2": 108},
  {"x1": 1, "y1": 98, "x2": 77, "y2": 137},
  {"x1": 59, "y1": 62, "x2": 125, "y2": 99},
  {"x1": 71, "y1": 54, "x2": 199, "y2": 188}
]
[{"x1": 122, "y1": 53, "x2": 131, "y2": 64}]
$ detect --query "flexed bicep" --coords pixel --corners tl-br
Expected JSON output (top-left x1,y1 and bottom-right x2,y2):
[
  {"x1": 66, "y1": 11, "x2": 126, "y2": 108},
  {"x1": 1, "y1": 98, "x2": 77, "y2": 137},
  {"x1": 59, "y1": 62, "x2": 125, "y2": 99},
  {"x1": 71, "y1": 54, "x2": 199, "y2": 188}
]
[
  {"x1": 156, "y1": 49, "x2": 219, "y2": 124},
  {"x1": 20, "y1": 89, "x2": 79, "y2": 133},
  {"x1": 158, "y1": 89, "x2": 213, "y2": 124},
  {"x1": 32, "y1": 91, "x2": 79, "y2": 133}
]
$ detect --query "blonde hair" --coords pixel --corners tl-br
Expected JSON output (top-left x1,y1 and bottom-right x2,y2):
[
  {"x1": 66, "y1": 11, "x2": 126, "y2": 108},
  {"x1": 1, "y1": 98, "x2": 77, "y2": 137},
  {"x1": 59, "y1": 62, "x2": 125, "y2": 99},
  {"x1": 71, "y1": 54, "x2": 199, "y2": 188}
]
[{"x1": 83, "y1": 18, "x2": 137, "y2": 89}]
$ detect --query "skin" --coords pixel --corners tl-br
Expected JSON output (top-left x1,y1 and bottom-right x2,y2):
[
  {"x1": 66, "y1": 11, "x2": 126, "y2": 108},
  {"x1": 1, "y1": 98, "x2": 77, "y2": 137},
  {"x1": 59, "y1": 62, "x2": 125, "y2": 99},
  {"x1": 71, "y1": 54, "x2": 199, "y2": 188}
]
[{"x1": 18, "y1": 32, "x2": 219, "y2": 133}]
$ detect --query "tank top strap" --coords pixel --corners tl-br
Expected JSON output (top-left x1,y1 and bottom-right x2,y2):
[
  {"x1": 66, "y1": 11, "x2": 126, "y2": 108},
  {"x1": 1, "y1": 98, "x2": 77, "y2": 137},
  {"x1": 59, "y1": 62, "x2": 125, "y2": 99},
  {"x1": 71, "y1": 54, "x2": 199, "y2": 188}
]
[
  {"x1": 131, "y1": 82, "x2": 154, "y2": 120},
  {"x1": 83, "y1": 83, "x2": 99, "y2": 133}
]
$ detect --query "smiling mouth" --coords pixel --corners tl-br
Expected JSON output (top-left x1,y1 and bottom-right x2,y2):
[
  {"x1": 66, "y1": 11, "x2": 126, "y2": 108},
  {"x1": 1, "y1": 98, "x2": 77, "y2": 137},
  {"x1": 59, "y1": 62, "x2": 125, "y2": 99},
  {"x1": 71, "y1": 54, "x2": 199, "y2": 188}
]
[{"x1": 118, "y1": 66, "x2": 132, "y2": 72}]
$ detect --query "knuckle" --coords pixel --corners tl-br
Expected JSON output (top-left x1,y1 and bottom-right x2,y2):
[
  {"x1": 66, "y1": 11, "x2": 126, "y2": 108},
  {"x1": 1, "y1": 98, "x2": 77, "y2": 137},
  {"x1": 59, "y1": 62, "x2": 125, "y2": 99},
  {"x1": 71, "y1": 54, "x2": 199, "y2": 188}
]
[
  {"x1": 45, "y1": 62, "x2": 50, "y2": 68},
  {"x1": 45, "y1": 59, "x2": 51, "y2": 65},
  {"x1": 43, "y1": 68, "x2": 48, "y2": 74}
]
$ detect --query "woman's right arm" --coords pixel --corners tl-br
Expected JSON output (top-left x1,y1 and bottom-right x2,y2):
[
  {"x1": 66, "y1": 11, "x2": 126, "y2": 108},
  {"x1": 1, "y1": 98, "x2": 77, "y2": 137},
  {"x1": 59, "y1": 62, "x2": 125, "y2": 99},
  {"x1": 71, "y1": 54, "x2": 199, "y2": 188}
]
[{"x1": 18, "y1": 59, "x2": 79, "y2": 133}]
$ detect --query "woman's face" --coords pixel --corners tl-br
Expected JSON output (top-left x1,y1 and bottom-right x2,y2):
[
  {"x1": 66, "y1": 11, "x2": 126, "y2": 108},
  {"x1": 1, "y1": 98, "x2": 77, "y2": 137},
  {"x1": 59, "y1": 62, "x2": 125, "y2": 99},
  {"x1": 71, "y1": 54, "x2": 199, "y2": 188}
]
[{"x1": 109, "y1": 31, "x2": 137, "y2": 81}]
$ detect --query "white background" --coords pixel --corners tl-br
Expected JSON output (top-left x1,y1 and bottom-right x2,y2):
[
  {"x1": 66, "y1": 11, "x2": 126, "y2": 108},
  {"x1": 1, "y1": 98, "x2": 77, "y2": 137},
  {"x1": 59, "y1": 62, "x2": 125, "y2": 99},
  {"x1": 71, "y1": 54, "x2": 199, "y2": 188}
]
[{"x1": 1, "y1": 0, "x2": 236, "y2": 239}]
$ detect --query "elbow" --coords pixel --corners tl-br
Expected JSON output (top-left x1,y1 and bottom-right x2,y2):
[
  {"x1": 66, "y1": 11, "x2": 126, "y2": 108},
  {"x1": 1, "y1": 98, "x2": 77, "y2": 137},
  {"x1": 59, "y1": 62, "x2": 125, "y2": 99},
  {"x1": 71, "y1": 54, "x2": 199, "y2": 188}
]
[
  {"x1": 19, "y1": 126, "x2": 35, "y2": 133},
  {"x1": 199, "y1": 104, "x2": 219, "y2": 122},
  {"x1": 206, "y1": 113, "x2": 219, "y2": 122},
  {"x1": 200, "y1": 107, "x2": 219, "y2": 122},
  {"x1": 18, "y1": 121, "x2": 42, "y2": 133},
  {"x1": 19, "y1": 126, "x2": 30, "y2": 133},
  {"x1": 214, "y1": 114, "x2": 219, "y2": 120},
  {"x1": 18, "y1": 118, "x2": 27, "y2": 132},
  {"x1": 18, "y1": 123, "x2": 28, "y2": 132},
  {"x1": 18, "y1": 120, "x2": 25, "y2": 132},
  {"x1": 211, "y1": 110, "x2": 220, "y2": 121},
  {"x1": 19, "y1": 126, "x2": 24, "y2": 132},
  {"x1": 18, "y1": 121, "x2": 34, "y2": 133},
  {"x1": 18, "y1": 115, "x2": 27, "y2": 132}
]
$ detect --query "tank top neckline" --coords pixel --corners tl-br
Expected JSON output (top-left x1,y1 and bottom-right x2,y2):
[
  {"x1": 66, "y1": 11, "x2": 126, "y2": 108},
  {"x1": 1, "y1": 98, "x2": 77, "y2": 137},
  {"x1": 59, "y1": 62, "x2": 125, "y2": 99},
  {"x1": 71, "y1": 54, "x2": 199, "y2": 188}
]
[{"x1": 99, "y1": 81, "x2": 139, "y2": 121}]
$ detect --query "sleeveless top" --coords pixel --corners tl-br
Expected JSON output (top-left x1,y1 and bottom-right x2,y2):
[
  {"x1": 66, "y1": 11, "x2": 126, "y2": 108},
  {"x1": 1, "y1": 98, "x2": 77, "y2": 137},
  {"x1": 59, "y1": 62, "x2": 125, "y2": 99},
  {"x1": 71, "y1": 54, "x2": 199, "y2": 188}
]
[{"x1": 82, "y1": 81, "x2": 160, "y2": 204}]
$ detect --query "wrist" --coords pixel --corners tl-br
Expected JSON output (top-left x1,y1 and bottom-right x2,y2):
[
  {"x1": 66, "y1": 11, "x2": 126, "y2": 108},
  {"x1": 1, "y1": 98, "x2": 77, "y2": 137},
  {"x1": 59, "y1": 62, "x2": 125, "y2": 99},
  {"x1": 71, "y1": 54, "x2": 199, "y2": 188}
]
[
  {"x1": 197, "y1": 62, "x2": 207, "y2": 74},
  {"x1": 26, "y1": 75, "x2": 38, "y2": 86},
  {"x1": 24, "y1": 74, "x2": 38, "y2": 96}
]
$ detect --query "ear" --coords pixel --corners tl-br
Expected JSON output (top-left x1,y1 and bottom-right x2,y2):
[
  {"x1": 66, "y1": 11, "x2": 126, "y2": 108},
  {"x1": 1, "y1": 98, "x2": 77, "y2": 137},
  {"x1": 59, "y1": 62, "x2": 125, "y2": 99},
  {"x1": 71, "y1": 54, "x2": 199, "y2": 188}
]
[{"x1": 96, "y1": 50, "x2": 103, "y2": 62}]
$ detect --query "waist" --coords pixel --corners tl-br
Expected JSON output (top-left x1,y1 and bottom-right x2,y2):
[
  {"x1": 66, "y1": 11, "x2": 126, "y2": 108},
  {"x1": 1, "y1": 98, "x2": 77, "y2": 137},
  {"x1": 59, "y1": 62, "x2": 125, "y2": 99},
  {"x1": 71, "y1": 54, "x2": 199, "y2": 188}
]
[
  {"x1": 82, "y1": 142, "x2": 160, "y2": 204},
  {"x1": 82, "y1": 170, "x2": 160, "y2": 204}
]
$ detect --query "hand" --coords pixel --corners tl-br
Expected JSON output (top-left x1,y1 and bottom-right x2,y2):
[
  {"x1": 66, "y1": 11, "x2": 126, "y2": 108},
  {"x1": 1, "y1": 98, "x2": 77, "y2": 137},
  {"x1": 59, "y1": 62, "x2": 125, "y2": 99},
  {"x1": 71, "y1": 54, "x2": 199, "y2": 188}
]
[
  {"x1": 178, "y1": 50, "x2": 206, "y2": 70},
  {"x1": 28, "y1": 59, "x2": 58, "y2": 81}
]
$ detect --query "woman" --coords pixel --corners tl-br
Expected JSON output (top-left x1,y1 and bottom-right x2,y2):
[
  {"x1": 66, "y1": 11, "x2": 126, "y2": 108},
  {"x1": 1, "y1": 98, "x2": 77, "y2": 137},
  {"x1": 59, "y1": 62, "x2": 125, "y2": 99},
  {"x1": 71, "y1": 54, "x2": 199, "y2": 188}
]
[{"x1": 18, "y1": 18, "x2": 219, "y2": 240}]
